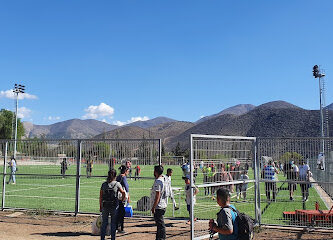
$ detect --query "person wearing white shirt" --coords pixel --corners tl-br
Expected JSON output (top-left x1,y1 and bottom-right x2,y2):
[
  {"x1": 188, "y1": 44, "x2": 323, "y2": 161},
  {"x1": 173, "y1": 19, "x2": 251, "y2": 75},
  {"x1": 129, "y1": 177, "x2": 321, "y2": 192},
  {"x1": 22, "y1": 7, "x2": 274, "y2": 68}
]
[
  {"x1": 299, "y1": 160, "x2": 311, "y2": 201},
  {"x1": 151, "y1": 165, "x2": 167, "y2": 240},
  {"x1": 165, "y1": 168, "x2": 179, "y2": 210},
  {"x1": 7, "y1": 157, "x2": 17, "y2": 184}
]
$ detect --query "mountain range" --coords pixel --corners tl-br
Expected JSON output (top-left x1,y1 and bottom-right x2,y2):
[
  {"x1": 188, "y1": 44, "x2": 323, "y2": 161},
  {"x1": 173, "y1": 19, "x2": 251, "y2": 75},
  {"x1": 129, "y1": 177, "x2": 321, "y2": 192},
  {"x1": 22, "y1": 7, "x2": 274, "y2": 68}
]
[
  {"x1": 23, "y1": 100, "x2": 332, "y2": 152},
  {"x1": 23, "y1": 117, "x2": 177, "y2": 139}
]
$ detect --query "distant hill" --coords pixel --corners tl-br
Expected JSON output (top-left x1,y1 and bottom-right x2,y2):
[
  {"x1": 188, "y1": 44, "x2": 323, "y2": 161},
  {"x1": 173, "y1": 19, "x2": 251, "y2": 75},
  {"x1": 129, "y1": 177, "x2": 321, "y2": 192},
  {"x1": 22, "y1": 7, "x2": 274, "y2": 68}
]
[
  {"x1": 254, "y1": 100, "x2": 302, "y2": 110},
  {"x1": 168, "y1": 101, "x2": 328, "y2": 151},
  {"x1": 326, "y1": 103, "x2": 333, "y2": 110},
  {"x1": 95, "y1": 121, "x2": 195, "y2": 147},
  {"x1": 127, "y1": 117, "x2": 177, "y2": 128},
  {"x1": 23, "y1": 119, "x2": 118, "y2": 139},
  {"x1": 197, "y1": 104, "x2": 256, "y2": 123},
  {"x1": 95, "y1": 126, "x2": 149, "y2": 139}
]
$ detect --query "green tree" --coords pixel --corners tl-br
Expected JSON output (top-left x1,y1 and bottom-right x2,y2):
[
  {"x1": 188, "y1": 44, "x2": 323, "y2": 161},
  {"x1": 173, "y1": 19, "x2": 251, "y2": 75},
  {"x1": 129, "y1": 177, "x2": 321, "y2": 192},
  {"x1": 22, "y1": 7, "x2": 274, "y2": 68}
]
[
  {"x1": 280, "y1": 152, "x2": 304, "y2": 165},
  {"x1": 173, "y1": 142, "x2": 182, "y2": 156},
  {"x1": 0, "y1": 109, "x2": 25, "y2": 139}
]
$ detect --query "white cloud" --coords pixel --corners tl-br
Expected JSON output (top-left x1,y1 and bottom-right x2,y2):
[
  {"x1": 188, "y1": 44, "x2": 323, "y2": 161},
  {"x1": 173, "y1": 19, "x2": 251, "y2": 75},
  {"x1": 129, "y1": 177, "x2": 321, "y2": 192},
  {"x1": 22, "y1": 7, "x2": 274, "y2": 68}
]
[
  {"x1": 48, "y1": 116, "x2": 61, "y2": 121},
  {"x1": 0, "y1": 89, "x2": 38, "y2": 100},
  {"x1": 113, "y1": 120, "x2": 126, "y2": 126},
  {"x1": 82, "y1": 103, "x2": 115, "y2": 119},
  {"x1": 130, "y1": 116, "x2": 149, "y2": 122},
  {"x1": 113, "y1": 116, "x2": 150, "y2": 126},
  {"x1": 17, "y1": 107, "x2": 32, "y2": 119}
]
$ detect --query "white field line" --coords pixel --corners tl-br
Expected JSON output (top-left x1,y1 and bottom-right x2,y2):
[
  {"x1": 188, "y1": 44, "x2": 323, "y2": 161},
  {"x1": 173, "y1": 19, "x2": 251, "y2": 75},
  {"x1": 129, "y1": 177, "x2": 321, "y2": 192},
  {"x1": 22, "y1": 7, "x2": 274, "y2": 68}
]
[
  {"x1": 5, "y1": 180, "x2": 102, "y2": 193},
  {"x1": 9, "y1": 180, "x2": 102, "y2": 188}
]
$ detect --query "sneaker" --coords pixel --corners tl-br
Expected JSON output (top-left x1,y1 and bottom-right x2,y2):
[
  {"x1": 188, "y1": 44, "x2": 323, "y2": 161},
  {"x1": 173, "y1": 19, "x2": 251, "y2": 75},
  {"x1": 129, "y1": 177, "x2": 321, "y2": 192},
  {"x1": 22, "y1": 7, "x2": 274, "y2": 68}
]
[
  {"x1": 175, "y1": 206, "x2": 179, "y2": 211},
  {"x1": 290, "y1": 197, "x2": 293, "y2": 201},
  {"x1": 118, "y1": 230, "x2": 126, "y2": 234}
]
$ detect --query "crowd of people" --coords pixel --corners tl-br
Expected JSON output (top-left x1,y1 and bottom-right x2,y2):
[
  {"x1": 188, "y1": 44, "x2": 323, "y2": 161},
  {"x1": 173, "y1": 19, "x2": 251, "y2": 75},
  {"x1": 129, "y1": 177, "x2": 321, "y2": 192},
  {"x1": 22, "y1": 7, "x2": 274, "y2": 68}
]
[
  {"x1": 99, "y1": 164, "x2": 182, "y2": 240},
  {"x1": 262, "y1": 159, "x2": 312, "y2": 202},
  {"x1": 199, "y1": 161, "x2": 250, "y2": 201}
]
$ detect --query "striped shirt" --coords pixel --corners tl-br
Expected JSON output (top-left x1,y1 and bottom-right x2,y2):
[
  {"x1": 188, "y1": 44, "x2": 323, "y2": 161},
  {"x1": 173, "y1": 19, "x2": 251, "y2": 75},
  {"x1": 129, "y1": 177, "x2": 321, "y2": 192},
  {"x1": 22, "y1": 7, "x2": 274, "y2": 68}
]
[{"x1": 264, "y1": 165, "x2": 276, "y2": 181}]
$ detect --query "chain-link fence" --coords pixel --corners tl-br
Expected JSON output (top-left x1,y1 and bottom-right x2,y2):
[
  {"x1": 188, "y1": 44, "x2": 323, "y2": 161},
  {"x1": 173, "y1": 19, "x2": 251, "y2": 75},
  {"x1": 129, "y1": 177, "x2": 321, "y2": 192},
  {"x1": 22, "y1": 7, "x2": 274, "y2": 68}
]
[
  {"x1": 190, "y1": 134, "x2": 258, "y2": 240},
  {"x1": 1, "y1": 139, "x2": 161, "y2": 216},
  {"x1": 190, "y1": 135, "x2": 333, "y2": 240},
  {"x1": 257, "y1": 138, "x2": 333, "y2": 228}
]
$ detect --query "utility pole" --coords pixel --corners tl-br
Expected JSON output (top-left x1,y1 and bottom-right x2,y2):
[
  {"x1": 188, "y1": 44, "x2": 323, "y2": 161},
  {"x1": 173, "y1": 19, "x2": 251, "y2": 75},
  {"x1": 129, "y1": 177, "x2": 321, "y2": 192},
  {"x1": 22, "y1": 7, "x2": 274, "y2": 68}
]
[{"x1": 12, "y1": 84, "x2": 25, "y2": 158}]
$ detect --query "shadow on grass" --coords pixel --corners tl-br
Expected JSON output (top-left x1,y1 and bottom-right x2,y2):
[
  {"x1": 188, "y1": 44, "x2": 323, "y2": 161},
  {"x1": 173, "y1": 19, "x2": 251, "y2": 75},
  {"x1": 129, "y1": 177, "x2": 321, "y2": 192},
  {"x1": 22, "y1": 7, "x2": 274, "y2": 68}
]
[{"x1": 32, "y1": 231, "x2": 92, "y2": 237}]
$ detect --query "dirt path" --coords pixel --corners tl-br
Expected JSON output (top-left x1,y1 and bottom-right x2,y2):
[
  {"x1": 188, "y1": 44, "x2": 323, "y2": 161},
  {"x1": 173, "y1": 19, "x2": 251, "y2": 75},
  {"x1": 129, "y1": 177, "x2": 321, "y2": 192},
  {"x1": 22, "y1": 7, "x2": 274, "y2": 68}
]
[{"x1": 0, "y1": 211, "x2": 332, "y2": 240}]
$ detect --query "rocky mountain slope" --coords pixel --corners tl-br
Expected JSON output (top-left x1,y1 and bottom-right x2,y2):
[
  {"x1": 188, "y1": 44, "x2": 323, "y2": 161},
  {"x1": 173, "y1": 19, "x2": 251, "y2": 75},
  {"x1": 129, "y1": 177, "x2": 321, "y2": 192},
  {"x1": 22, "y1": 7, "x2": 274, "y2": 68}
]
[{"x1": 23, "y1": 119, "x2": 118, "y2": 139}]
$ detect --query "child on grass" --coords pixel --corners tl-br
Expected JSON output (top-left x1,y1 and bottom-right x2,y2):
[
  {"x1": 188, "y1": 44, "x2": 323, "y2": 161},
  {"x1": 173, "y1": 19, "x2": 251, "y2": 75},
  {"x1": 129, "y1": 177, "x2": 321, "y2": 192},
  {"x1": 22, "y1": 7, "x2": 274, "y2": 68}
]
[
  {"x1": 184, "y1": 175, "x2": 199, "y2": 224},
  {"x1": 240, "y1": 170, "x2": 249, "y2": 200},
  {"x1": 209, "y1": 188, "x2": 238, "y2": 240}
]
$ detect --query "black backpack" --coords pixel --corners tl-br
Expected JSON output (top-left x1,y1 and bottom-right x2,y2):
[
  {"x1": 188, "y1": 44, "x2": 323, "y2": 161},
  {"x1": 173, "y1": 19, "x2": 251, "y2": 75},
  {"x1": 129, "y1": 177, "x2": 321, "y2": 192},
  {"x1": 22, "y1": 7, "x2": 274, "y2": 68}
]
[
  {"x1": 102, "y1": 182, "x2": 118, "y2": 208},
  {"x1": 225, "y1": 206, "x2": 254, "y2": 240}
]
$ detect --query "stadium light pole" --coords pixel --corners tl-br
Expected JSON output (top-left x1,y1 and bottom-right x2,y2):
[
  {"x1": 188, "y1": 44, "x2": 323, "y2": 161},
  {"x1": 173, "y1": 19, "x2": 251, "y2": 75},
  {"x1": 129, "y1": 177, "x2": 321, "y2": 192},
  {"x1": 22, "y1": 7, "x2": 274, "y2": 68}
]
[
  {"x1": 313, "y1": 65, "x2": 326, "y2": 170},
  {"x1": 13, "y1": 84, "x2": 25, "y2": 158}
]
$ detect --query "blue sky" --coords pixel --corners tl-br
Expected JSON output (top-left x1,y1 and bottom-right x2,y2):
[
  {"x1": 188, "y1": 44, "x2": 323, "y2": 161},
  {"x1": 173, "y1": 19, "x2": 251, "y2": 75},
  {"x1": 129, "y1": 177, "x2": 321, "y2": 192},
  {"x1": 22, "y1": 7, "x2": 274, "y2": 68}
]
[{"x1": 1, "y1": 0, "x2": 333, "y2": 125}]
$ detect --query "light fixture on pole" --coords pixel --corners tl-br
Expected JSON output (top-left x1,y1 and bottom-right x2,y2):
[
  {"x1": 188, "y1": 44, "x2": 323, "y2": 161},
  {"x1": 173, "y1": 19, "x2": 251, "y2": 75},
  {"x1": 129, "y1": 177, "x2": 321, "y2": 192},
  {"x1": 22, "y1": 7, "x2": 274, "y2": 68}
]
[
  {"x1": 313, "y1": 65, "x2": 327, "y2": 170},
  {"x1": 12, "y1": 83, "x2": 25, "y2": 158}
]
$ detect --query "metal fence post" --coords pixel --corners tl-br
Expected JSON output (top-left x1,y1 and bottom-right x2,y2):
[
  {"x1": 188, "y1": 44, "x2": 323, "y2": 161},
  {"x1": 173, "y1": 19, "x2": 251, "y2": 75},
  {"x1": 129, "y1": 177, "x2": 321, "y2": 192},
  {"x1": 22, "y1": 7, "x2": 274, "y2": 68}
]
[
  {"x1": 75, "y1": 140, "x2": 82, "y2": 216},
  {"x1": 190, "y1": 135, "x2": 194, "y2": 240},
  {"x1": 253, "y1": 138, "x2": 261, "y2": 225},
  {"x1": 1, "y1": 141, "x2": 8, "y2": 210},
  {"x1": 158, "y1": 139, "x2": 162, "y2": 166}
]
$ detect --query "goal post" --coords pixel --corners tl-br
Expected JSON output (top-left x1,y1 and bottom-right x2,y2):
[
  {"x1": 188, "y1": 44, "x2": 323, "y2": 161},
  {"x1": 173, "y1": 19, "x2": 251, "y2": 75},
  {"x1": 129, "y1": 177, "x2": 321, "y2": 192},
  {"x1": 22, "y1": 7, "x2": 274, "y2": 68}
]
[{"x1": 190, "y1": 134, "x2": 258, "y2": 240}]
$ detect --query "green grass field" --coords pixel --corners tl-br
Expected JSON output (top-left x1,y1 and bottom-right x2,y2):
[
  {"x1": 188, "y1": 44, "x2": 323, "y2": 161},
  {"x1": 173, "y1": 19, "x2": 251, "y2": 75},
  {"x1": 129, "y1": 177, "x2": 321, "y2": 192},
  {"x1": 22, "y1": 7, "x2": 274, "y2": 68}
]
[{"x1": 0, "y1": 164, "x2": 329, "y2": 227}]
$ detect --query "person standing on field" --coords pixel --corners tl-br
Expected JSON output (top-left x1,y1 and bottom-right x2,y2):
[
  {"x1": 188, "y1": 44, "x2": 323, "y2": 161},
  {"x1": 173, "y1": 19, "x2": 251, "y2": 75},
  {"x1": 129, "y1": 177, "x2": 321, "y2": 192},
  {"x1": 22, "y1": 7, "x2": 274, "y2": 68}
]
[
  {"x1": 7, "y1": 157, "x2": 17, "y2": 184},
  {"x1": 263, "y1": 160, "x2": 279, "y2": 201},
  {"x1": 298, "y1": 160, "x2": 311, "y2": 202},
  {"x1": 151, "y1": 165, "x2": 167, "y2": 240},
  {"x1": 100, "y1": 169, "x2": 126, "y2": 240},
  {"x1": 184, "y1": 175, "x2": 199, "y2": 224},
  {"x1": 60, "y1": 158, "x2": 68, "y2": 179},
  {"x1": 165, "y1": 168, "x2": 179, "y2": 210},
  {"x1": 134, "y1": 165, "x2": 141, "y2": 181},
  {"x1": 284, "y1": 160, "x2": 299, "y2": 201},
  {"x1": 116, "y1": 165, "x2": 130, "y2": 233}
]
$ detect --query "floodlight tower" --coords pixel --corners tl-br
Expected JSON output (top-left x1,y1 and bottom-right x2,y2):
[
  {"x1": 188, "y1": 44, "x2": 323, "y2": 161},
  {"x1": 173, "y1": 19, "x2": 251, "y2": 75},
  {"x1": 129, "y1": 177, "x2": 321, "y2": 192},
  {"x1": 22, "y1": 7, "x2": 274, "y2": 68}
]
[
  {"x1": 313, "y1": 65, "x2": 328, "y2": 169},
  {"x1": 13, "y1": 84, "x2": 25, "y2": 158}
]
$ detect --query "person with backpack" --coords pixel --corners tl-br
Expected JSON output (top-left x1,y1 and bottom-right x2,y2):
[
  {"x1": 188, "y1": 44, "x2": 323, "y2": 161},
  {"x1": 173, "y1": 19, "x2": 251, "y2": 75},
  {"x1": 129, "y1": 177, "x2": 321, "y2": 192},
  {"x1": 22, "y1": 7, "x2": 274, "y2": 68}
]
[
  {"x1": 209, "y1": 188, "x2": 254, "y2": 240},
  {"x1": 100, "y1": 169, "x2": 126, "y2": 240},
  {"x1": 116, "y1": 165, "x2": 130, "y2": 233},
  {"x1": 151, "y1": 165, "x2": 168, "y2": 240},
  {"x1": 209, "y1": 188, "x2": 238, "y2": 240}
]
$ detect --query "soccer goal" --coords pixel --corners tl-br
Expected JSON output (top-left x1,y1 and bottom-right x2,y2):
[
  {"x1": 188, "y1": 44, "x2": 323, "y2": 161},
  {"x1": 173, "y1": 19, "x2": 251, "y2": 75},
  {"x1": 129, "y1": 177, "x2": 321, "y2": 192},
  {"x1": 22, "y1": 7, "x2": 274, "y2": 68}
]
[{"x1": 189, "y1": 134, "x2": 259, "y2": 240}]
